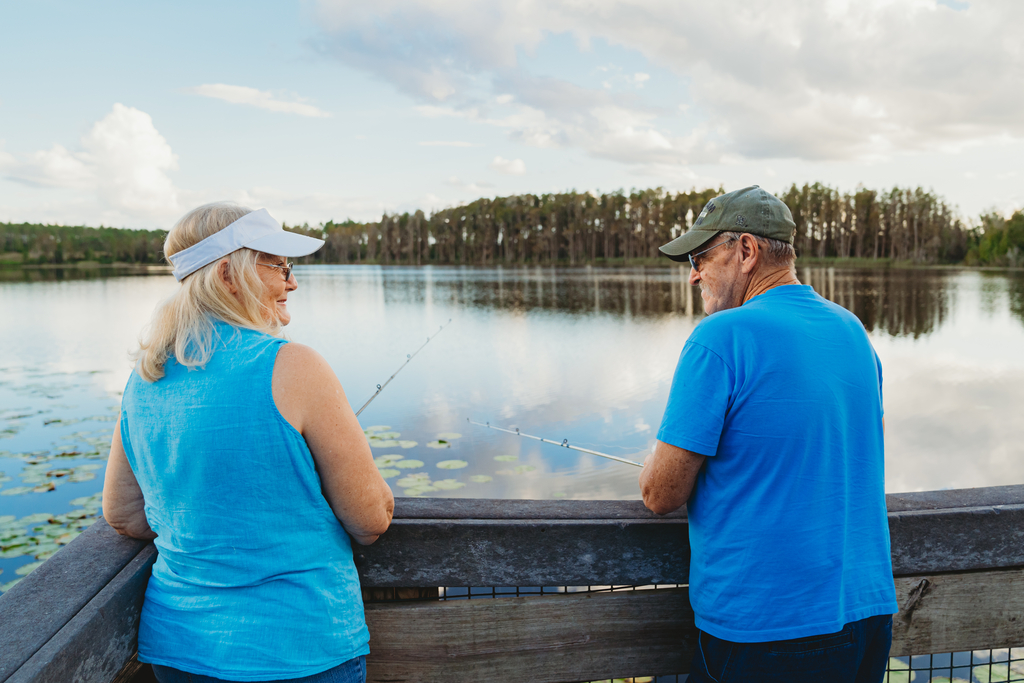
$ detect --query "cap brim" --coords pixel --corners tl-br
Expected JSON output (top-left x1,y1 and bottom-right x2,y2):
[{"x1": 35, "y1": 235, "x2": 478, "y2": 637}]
[
  {"x1": 246, "y1": 230, "x2": 325, "y2": 258},
  {"x1": 658, "y1": 228, "x2": 721, "y2": 262}
]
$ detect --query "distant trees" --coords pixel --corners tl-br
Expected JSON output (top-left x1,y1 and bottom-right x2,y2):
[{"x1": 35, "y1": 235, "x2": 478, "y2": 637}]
[
  {"x1": 0, "y1": 223, "x2": 166, "y2": 265},
  {"x1": 0, "y1": 183, "x2": 989, "y2": 268},
  {"x1": 966, "y1": 211, "x2": 1024, "y2": 267}
]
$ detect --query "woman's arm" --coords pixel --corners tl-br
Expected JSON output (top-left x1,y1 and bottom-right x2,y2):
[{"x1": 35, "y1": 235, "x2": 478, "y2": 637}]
[
  {"x1": 273, "y1": 343, "x2": 395, "y2": 545},
  {"x1": 101, "y1": 426, "x2": 157, "y2": 539}
]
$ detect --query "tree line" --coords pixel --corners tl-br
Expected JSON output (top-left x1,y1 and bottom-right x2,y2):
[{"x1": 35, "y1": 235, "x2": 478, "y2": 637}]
[{"x1": 2, "y1": 184, "x2": 1020, "y2": 267}]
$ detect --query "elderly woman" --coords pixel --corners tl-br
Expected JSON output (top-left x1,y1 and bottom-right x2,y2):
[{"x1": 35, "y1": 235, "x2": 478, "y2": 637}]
[{"x1": 102, "y1": 203, "x2": 394, "y2": 683}]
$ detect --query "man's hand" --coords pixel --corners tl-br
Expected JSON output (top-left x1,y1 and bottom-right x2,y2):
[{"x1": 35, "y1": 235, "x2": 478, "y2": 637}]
[{"x1": 639, "y1": 440, "x2": 706, "y2": 515}]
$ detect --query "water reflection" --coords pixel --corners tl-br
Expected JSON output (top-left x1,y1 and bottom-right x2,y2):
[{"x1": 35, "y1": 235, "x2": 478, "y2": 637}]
[{"x1": 354, "y1": 265, "x2": 998, "y2": 339}]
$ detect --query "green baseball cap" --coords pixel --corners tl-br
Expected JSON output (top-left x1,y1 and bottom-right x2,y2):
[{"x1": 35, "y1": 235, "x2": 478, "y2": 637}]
[{"x1": 659, "y1": 185, "x2": 796, "y2": 262}]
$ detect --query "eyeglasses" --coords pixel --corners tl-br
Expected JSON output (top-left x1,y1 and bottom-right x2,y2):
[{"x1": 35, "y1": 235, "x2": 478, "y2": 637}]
[
  {"x1": 688, "y1": 237, "x2": 737, "y2": 271},
  {"x1": 258, "y1": 261, "x2": 293, "y2": 281}
]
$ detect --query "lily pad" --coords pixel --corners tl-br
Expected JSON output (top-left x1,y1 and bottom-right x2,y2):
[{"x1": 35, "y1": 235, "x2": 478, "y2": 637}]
[
  {"x1": 15, "y1": 561, "x2": 44, "y2": 576},
  {"x1": 369, "y1": 440, "x2": 400, "y2": 448},
  {"x1": 372, "y1": 431, "x2": 401, "y2": 439},
  {"x1": 436, "y1": 432, "x2": 462, "y2": 440},
  {"x1": 403, "y1": 485, "x2": 437, "y2": 495},
  {"x1": 493, "y1": 455, "x2": 518, "y2": 462},
  {"x1": 365, "y1": 425, "x2": 391, "y2": 432},
  {"x1": 396, "y1": 474, "x2": 430, "y2": 488},
  {"x1": 70, "y1": 495, "x2": 101, "y2": 506},
  {"x1": 432, "y1": 479, "x2": 466, "y2": 491},
  {"x1": 468, "y1": 475, "x2": 493, "y2": 484},
  {"x1": 1, "y1": 487, "x2": 33, "y2": 496},
  {"x1": 426, "y1": 440, "x2": 450, "y2": 449},
  {"x1": 20, "y1": 514, "x2": 54, "y2": 524},
  {"x1": 0, "y1": 579, "x2": 22, "y2": 593},
  {"x1": 395, "y1": 459, "x2": 424, "y2": 469},
  {"x1": 374, "y1": 454, "x2": 404, "y2": 466},
  {"x1": 0, "y1": 548, "x2": 28, "y2": 559},
  {"x1": 377, "y1": 468, "x2": 401, "y2": 479},
  {"x1": 436, "y1": 460, "x2": 468, "y2": 470},
  {"x1": 514, "y1": 465, "x2": 537, "y2": 474},
  {"x1": 398, "y1": 440, "x2": 418, "y2": 449},
  {"x1": 552, "y1": 492, "x2": 567, "y2": 498}
]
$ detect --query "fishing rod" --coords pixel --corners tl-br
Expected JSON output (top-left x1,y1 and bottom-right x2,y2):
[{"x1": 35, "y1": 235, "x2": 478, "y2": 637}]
[
  {"x1": 355, "y1": 318, "x2": 453, "y2": 417},
  {"x1": 467, "y1": 418, "x2": 644, "y2": 468}
]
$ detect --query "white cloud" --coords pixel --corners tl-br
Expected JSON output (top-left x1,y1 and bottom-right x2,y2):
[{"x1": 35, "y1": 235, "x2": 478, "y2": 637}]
[
  {"x1": 417, "y1": 140, "x2": 477, "y2": 147},
  {"x1": 312, "y1": 0, "x2": 1024, "y2": 164},
  {"x1": 490, "y1": 156, "x2": 526, "y2": 175},
  {"x1": 5, "y1": 104, "x2": 180, "y2": 221},
  {"x1": 190, "y1": 84, "x2": 331, "y2": 118},
  {"x1": 444, "y1": 176, "x2": 494, "y2": 193}
]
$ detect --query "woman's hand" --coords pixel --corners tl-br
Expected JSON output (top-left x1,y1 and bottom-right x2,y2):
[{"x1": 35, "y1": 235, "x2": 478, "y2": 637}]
[
  {"x1": 101, "y1": 427, "x2": 157, "y2": 540},
  {"x1": 273, "y1": 343, "x2": 395, "y2": 544}
]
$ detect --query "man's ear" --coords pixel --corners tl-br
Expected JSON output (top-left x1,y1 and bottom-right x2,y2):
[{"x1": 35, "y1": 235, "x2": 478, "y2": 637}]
[
  {"x1": 218, "y1": 259, "x2": 238, "y2": 295},
  {"x1": 738, "y1": 234, "x2": 760, "y2": 274}
]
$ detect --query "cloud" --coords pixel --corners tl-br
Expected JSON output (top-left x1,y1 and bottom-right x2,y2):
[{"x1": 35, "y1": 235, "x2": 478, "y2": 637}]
[
  {"x1": 5, "y1": 104, "x2": 180, "y2": 221},
  {"x1": 444, "y1": 176, "x2": 494, "y2": 193},
  {"x1": 190, "y1": 84, "x2": 331, "y2": 118},
  {"x1": 417, "y1": 140, "x2": 477, "y2": 147},
  {"x1": 490, "y1": 156, "x2": 526, "y2": 175},
  {"x1": 311, "y1": 0, "x2": 1024, "y2": 164}
]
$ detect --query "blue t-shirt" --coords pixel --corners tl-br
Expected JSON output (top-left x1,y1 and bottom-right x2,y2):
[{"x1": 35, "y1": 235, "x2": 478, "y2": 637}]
[{"x1": 658, "y1": 284, "x2": 897, "y2": 642}]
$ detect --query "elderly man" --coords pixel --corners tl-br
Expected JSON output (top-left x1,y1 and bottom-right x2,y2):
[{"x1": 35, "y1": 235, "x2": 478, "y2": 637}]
[{"x1": 640, "y1": 186, "x2": 897, "y2": 682}]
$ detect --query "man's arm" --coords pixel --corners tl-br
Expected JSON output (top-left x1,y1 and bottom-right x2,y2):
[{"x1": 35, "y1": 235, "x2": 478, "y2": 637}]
[{"x1": 639, "y1": 440, "x2": 706, "y2": 515}]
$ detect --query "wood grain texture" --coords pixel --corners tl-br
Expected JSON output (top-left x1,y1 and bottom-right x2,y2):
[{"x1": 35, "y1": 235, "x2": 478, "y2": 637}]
[
  {"x1": 6, "y1": 544, "x2": 156, "y2": 683},
  {"x1": 0, "y1": 519, "x2": 149, "y2": 683},
  {"x1": 364, "y1": 587, "x2": 695, "y2": 682},
  {"x1": 892, "y1": 568, "x2": 1024, "y2": 656}
]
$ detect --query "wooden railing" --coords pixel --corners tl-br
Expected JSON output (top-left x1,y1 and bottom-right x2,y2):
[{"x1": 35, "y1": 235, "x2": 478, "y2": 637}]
[{"x1": 2, "y1": 485, "x2": 1024, "y2": 682}]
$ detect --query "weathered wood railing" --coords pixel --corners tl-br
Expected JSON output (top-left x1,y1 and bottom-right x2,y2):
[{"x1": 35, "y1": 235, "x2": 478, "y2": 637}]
[{"x1": 2, "y1": 485, "x2": 1024, "y2": 682}]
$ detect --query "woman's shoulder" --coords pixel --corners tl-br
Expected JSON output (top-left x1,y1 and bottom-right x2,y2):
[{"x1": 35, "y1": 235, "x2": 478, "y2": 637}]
[{"x1": 273, "y1": 343, "x2": 334, "y2": 385}]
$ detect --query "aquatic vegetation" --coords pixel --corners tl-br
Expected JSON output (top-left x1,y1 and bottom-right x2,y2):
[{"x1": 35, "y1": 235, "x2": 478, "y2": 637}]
[
  {"x1": 394, "y1": 459, "x2": 424, "y2": 469},
  {"x1": 468, "y1": 475, "x2": 493, "y2": 484},
  {"x1": 426, "y1": 440, "x2": 450, "y2": 449},
  {"x1": 552, "y1": 492, "x2": 567, "y2": 498},
  {"x1": 373, "y1": 454, "x2": 404, "y2": 466},
  {"x1": 432, "y1": 479, "x2": 465, "y2": 491},
  {"x1": 496, "y1": 465, "x2": 537, "y2": 476},
  {"x1": 397, "y1": 440, "x2": 417, "y2": 449},
  {"x1": 0, "y1": 492, "x2": 102, "y2": 592},
  {"x1": 436, "y1": 432, "x2": 462, "y2": 440},
  {"x1": 436, "y1": 460, "x2": 468, "y2": 470},
  {"x1": 377, "y1": 468, "x2": 400, "y2": 479}
]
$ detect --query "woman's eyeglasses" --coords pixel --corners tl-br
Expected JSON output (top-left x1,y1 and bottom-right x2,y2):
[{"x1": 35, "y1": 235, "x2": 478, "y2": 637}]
[
  {"x1": 258, "y1": 261, "x2": 293, "y2": 281},
  {"x1": 688, "y1": 237, "x2": 737, "y2": 271}
]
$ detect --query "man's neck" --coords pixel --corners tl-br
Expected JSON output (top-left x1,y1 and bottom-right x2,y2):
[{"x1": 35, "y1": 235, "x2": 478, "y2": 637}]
[{"x1": 742, "y1": 266, "x2": 801, "y2": 305}]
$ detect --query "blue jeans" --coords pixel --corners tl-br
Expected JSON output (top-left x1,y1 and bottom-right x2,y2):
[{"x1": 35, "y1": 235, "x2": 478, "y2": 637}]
[
  {"x1": 688, "y1": 615, "x2": 892, "y2": 683},
  {"x1": 151, "y1": 656, "x2": 365, "y2": 683}
]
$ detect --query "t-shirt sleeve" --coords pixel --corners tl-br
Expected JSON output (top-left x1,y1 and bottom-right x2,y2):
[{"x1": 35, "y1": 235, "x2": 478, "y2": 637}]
[{"x1": 656, "y1": 340, "x2": 734, "y2": 457}]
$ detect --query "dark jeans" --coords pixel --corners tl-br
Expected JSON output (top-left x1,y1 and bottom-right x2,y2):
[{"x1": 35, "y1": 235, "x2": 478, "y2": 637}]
[
  {"x1": 687, "y1": 615, "x2": 892, "y2": 683},
  {"x1": 151, "y1": 656, "x2": 365, "y2": 683}
]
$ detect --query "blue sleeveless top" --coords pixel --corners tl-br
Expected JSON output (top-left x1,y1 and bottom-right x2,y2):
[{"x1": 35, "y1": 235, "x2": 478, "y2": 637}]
[{"x1": 119, "y1": 322, "x2": 370, "y2": 681}]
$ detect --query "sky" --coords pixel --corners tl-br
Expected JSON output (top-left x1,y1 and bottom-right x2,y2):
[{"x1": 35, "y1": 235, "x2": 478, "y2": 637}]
[{"x1": 0, "y1": 0, "x2": 1021, "y2": 230}]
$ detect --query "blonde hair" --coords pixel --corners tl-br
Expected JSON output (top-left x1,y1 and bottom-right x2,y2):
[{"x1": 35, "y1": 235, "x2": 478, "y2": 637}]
[{"x1": 134, "y1": 202, "x2": 282, "y2": 382}]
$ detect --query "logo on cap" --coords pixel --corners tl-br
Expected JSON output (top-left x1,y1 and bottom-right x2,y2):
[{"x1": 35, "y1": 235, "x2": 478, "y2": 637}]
[{"x1": 694, "y1": 201, "x2": 716, "y2": 227}]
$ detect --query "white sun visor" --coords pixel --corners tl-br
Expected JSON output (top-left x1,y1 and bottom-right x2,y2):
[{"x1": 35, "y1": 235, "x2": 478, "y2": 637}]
[{"x1": 167, "y1": 209, "x2": 325, "y2": 281}]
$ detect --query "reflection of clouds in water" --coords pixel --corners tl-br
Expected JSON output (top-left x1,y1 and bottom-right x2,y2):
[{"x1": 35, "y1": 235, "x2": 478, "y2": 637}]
[
  {"x1": 4, "y1": 266, "x2": 1024, "y2": 499},
  {"x1": 883, "y1": 366, "x2": 1024, "y2": 492}
]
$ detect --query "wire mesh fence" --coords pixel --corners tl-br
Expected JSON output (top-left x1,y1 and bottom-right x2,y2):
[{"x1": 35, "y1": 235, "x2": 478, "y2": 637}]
[{"x1": 427, "y1": 584, "x2": 1024, "y2": 683}]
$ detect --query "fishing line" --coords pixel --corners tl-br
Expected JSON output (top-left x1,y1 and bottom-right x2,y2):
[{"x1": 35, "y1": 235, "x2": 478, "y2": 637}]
[
  {"x1": 467, "y1": 418, "x2": 644, "y2": 468},
  {"x1": 355, "y1": 319, "x2": 453, "y2": 417}
]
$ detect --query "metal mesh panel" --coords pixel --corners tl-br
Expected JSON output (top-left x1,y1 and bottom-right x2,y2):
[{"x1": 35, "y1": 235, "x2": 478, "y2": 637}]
[{"x1": 430, "y1": 585, "x2": 1024, "y2": 682}]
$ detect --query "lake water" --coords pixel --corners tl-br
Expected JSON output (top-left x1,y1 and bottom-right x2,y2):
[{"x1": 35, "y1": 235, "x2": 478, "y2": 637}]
[{"x1": 2, "y1": 265, "x2": 1024, "y2": 589}]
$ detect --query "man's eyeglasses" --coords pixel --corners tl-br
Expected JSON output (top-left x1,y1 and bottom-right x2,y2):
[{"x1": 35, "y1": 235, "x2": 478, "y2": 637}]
[
  {"x1": 258, "y1": 261, "x2": 293, "y2": 281},
  {"x1": 688, "y1": 237, "x2": 737, "y2": 271}
]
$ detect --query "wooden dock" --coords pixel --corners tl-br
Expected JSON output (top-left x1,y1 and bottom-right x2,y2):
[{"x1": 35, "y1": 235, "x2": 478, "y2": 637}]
[{"x1": 2, "y1": 486, "x2": 1024, "y2": 682}]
